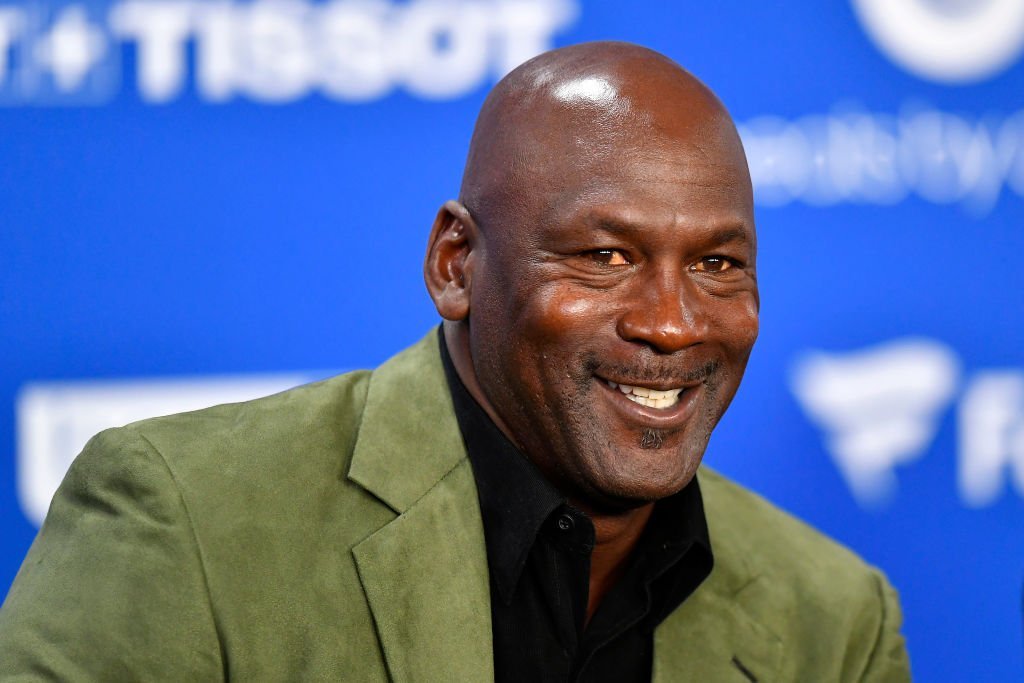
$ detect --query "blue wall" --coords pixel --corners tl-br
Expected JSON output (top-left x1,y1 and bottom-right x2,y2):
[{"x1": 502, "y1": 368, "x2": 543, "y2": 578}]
[{"x1": 3, "y1": 1, "x2": 1023, "y2": 679}]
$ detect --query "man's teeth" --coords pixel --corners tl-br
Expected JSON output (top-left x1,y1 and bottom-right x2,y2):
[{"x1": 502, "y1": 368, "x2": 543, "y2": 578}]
[{"x1": 606, "y1": 381, "x2": 683, "y2": 409}]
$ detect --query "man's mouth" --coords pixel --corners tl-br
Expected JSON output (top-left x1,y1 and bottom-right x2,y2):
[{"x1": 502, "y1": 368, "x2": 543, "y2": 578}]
[{"x1": 602, "y1": 380, "x2": 684, "y2": 409}]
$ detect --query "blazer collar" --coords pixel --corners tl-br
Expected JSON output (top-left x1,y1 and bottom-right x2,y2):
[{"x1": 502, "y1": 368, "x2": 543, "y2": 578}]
[
  {"x1": 348, "y1": 328, "x2": 466, "y2": 513},
  {"x1": 652, "y1": 470, "x2": 784, "y2": 682},
  {"x1": 652, "y1": 568, "x2": 783, "y2": 682},
  {"x1": 348, "y1": 329, "x2": 494, "y2": 682}
]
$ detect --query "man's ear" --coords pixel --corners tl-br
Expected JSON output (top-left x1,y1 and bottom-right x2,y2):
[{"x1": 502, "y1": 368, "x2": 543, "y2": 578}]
[{"x1": 424, "y1": 200, "x2": 478, "y2": 321}]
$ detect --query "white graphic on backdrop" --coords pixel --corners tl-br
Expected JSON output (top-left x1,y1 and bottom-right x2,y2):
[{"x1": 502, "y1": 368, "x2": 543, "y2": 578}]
[
  {"x1": 851, "y1": 0, "x2": 1024, "y2": 83},
  {"x1": 0, "y1": 6, "x2": 20, "y2": 82},
  {"x1": 15, "y1": 374, "x2": 315, "y2": 526},
  {"x1": 739, "y1": 105, "x2": 1024, "y2": 216},
  {"x1": 958, "y1": 372, "x2": 1024, "y2": 507},
  {"x1": 0, "y1": 0, "x2": 577, "y2": 104},
  {"x1": 31, "y1": 5, "x2": 107, "y2": 91},
  {"x1": 0, "y1": 3, "x2": 117, "y2": 103},
  {"x1": 790, "y1": 339, "x2": 960, "y2": 505},
  {"x1": 792, "y1": 339, "x2": 1024, "y2": 508}
]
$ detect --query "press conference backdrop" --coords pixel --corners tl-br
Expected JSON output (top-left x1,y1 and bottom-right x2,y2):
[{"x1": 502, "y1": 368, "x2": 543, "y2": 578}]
[{"x1": 2, "y1": 0, "x2": 1023, "y2": 678}]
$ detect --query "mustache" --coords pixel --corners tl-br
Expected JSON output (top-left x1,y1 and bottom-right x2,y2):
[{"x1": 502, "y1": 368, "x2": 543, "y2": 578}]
[{"x1": 584, "y1": 357, "x2": 722, "y2": 385}]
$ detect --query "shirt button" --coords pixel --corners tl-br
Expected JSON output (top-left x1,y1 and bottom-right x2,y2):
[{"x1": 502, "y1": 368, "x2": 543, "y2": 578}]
[{"x1": 556, "y1": 514, "x2": 575, "y2": 531}]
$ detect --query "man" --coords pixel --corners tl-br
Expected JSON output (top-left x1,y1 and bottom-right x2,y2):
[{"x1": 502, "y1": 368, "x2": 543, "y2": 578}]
[{"x1": 0, "y1": 42, "x2": 911, "y2": 681}]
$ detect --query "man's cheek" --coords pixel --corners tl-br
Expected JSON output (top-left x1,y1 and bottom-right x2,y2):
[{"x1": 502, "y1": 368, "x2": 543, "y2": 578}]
[
  {"x1": 734, "y1": 314, "x2": 759, "y2": 352},
  {"x1": 741, "y1": 312, "x2": 760, "y2": 356},
  {"x1": 528, "y1": 286, "x2": 614, "y2": 337},
  {"x1": 710, "y1": 301, "x2": 759, "y2": 349},
  {"x1": 740, "y1": 295, "x2": 760, "y2": 341}
]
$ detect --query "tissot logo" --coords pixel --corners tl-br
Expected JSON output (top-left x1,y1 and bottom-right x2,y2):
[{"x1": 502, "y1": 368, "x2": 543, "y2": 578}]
[
  {"x1": 0, "y1": 0, "x2": 578, "y2": 105},
  {"x1": 851, "y1": 0, "x2": 1024, "y2": 83}
]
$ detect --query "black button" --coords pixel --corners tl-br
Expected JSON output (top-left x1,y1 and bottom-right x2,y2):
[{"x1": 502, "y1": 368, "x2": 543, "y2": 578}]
[{"x1": 556, "y1": 514, "x2": 575, "y2": 531}]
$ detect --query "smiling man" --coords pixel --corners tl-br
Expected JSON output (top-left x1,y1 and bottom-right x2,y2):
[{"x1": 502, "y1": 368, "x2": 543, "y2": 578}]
[{"x1": 0, "y1": 42, "x2": 910, "y2": 681}]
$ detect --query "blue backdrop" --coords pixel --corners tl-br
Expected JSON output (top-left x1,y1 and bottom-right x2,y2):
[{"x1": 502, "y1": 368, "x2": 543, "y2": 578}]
[{"x1": 3, "y1": 1, "x2": 1023, "y2": 679}]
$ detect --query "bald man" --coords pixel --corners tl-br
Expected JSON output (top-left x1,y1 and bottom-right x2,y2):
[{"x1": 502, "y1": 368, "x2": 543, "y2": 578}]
[{"x1": 0, "y1": 43, "x2": 911, "y2": 681}]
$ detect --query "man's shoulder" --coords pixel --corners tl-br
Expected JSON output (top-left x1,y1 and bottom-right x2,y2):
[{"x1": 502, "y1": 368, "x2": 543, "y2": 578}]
[
  {"x1": 117, "y1": 329, "x2": 444, "y2": 474},
  {"x1": 2, "y1": 367, "x2": 403, "y2": 680},
  {"x1": 75, "y1": 329, "x2": 450, "y2": 525},
  {"x1": 699, "y1": 466, "x2": 880, "y2": 596},
  {"x1": 76, "y1": 368, "x2": 379, "y2": 534},
  {"x1": 125, "y1": 368, "x2": 374, "y2": 472},
  {"x1": 663, "y1": 469, "x2": 909, "y2": 681}
]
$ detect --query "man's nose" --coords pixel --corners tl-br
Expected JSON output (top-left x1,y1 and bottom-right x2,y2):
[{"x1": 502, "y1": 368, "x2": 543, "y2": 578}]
[{"x1": 615, "y1": 270, "x2": 709, "y2": 354}]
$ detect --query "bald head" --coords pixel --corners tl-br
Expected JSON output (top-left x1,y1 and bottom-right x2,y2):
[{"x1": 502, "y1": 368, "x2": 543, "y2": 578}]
[{"x1": 459, "y1": 41, "x2": 750, "y2": 227}]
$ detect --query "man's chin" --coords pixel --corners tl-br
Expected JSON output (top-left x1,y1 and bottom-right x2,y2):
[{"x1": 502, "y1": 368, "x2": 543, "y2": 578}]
[{"x1": 571, "y1": 452, "x2": 703, "y2": 514}]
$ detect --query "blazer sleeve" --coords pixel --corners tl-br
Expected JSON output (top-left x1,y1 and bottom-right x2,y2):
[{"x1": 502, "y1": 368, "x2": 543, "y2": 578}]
[{"x1": 0, "y1": 426, "x2": 224, "y2": 680}]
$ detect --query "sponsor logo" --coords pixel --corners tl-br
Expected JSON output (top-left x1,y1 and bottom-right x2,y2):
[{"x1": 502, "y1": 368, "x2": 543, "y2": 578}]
[
  {"x1": 740, "y1": 104, "x2": 1024, "y2": 216},
  {"x1": 790, "y1": 339, "x2": 959, "y2": 505},
  {"x1": 792, "y1": 338, "x2": 1024, "y2": 508},
  {"x1": 851, "y1": 0, "x2": 1024, "y2": 83},
  {"x1": 0, "y1": 0, "x2": 578, "y2": 105},
  {"x1": 958, "y1": 372, "x2": 1024, "y2": 507}
]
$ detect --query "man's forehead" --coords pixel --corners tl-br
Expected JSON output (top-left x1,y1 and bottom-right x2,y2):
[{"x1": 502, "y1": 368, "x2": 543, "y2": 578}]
[
  {"x1": 529, "y1": 128, "x2": 753, "y2": 209},
  {"x1": 459, "y1": 42, "x2": 750, "y2": 228},
  {"x1": 492, "y1": 94, "x2": 745, "y2": 199},
  {"x1": 538, "y1": 177, "x2": 755, "y2": 242}
]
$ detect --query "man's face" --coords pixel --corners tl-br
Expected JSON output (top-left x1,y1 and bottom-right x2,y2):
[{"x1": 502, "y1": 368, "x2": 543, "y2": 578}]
[{"x1": 465, "y1": 113, "x2": 759, "y2": 512}]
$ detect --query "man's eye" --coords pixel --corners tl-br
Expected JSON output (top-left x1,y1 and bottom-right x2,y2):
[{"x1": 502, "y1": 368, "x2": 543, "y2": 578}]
[
  {"x1": 588, "y1": 249, "x2": 630, "y2": 266},
  {"x1": 693, "y1": 256, "x2": 736, "y2": 273}
]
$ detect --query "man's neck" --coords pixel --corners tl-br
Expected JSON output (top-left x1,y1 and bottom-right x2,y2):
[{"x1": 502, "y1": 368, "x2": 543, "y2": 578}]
[
  {"x1": 443, "y1": 321, "x2": 525, "y2": 451},
  {"x1": 584, "y1": 503, "x2": 655, "y2": 622}
]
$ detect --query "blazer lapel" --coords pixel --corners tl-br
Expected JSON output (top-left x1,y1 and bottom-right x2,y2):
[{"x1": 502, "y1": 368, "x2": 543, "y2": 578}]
[
  {"x1": 652, "y1": 575, "x2": 782, "y2": 682},
  {"x1": 348, "y1": 330, "x2": 493, "y2": 682},
  {"x1": 352, "y1": 459, "x2": 492, "y2": 682},
  {"x1": 653, "y1": 470, "x2": 783, "y2": 682}
]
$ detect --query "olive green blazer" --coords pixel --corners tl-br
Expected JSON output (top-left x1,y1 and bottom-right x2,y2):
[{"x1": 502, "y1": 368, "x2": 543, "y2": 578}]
[{"x1": 0, "y1": 330, "x2": 910, "y2": 681}]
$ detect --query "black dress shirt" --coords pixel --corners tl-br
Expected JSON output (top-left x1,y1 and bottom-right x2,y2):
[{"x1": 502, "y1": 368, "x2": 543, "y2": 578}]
[{"x1": 438, "y1": 330, "x2": 714, "y2": 682}]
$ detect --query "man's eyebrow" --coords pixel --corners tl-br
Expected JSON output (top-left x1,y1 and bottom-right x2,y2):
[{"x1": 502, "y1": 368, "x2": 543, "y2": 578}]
[
  {"x1": 704, "y1": 226, "x2": 750, "y2": 246},
  {"x1": 585, "y1": 215, "x2": 751, "y2": 245},
  {"x1": 586, "y1": 215, "x2": 642, "y2": 236}
]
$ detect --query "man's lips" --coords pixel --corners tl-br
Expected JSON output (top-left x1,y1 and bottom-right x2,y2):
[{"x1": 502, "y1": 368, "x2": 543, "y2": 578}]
[
  {"x1": 603, "y1": 379, "x2": 684, "y2": 409},
  {"x1": 595, "y1": 375, "x2": 703, "y2": 427}
]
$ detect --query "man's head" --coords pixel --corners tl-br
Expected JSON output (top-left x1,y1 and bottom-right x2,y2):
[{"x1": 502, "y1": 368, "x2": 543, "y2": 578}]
[{"x1": 425, "y1": 41, "x2": 759, "y2": 514}]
